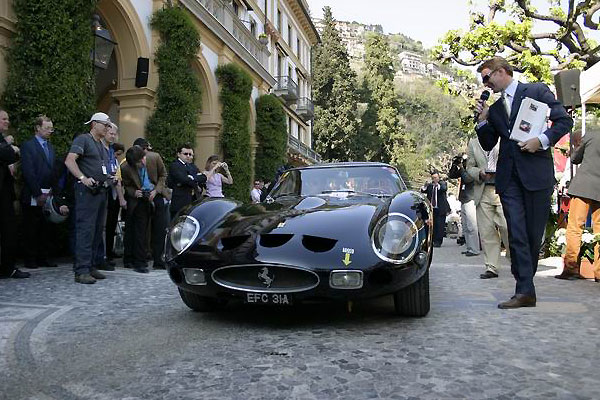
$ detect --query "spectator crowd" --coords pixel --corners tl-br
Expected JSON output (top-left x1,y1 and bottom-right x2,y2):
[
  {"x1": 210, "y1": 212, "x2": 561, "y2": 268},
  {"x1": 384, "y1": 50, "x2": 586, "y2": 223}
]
[{"x1": 0, "y1": 109, "x2": 252, "y2": 284}]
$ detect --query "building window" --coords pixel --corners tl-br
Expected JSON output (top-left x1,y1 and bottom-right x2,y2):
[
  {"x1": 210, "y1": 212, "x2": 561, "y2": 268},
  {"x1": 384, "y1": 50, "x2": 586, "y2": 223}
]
[
  {"x1": 297, "y1": 38, "x2": 300, "y2": 58},
  {"x1": 277, "y1": 9, "x2": 282, "y2": 32},
  {"x1": 232, "y1": 0, "x2": 239, "y2": 16},
  {"x1": 250, "y1": 19, "x2": 256, "y2": 36},
  {"x1": 288, "y1": 25, "x2": 292, "y2": 45},
  {"x1": 288, "y1": 116, "x2": 292, "y2": 135}
]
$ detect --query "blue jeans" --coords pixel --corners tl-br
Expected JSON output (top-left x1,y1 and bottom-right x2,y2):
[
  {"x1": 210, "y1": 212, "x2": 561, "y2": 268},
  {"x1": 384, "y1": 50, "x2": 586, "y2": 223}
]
[{"x1": 73, "y1": 183, "x2": 107, "y2": 275}]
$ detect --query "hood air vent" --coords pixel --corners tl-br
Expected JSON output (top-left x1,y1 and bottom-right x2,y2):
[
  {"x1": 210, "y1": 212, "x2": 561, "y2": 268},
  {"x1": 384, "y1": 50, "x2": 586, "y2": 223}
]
[
  {"x1": 302, "y1": 235, "x2": 337, "y2": 253},
  {"x1": 220, "y1": 235, "x2": 251, "y2": 250}
]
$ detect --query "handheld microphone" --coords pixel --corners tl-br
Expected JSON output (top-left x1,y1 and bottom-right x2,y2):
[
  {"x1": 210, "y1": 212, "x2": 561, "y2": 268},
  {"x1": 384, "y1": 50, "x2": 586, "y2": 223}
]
[{"x1": 473, "y1": 90, "x2": 490, "y2": 122}]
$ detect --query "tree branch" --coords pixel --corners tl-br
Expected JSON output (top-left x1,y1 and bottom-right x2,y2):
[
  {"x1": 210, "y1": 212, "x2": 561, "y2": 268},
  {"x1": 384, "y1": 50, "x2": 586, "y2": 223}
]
[
  {"x1": 583, "y1": 0, "x2": 600, "y2": 29},
  {"x1": 515, "y1": 0, "x2": 566, "y2": 26}
]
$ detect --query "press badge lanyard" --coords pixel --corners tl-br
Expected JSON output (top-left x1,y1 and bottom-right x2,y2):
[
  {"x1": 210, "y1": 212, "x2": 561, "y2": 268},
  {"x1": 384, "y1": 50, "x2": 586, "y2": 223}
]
[{"x1": 89, "y1": 133, "x2": 108, "y2": 176}]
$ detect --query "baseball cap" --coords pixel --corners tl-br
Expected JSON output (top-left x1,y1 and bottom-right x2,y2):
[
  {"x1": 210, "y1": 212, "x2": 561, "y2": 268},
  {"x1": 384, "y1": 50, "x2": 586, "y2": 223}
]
[
  {"x1": 133, "y1": 137, "x2": 152, "y2": 150},
  {"x1": 84, "y1": 112, "x2": 111, "y2": 125}
]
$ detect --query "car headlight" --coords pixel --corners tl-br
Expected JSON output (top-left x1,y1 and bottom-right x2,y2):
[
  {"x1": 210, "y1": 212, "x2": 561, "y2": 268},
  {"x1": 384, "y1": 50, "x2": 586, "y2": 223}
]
[
  {"x1": 170, "y1": 216, "x2": 201, "y2": 254},
  {"x1": 372, "y1": 213, "x2": 418, "y2": 264}
]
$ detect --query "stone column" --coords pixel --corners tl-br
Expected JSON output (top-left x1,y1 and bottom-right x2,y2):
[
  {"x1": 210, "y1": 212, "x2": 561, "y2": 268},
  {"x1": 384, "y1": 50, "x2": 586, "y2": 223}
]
[{"x1": 110, "y1": 88, "x2": 156, "y2": 147}]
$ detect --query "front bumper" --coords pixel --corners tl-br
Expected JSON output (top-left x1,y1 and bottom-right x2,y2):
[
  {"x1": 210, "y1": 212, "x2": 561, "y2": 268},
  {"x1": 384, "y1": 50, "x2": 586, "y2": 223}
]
[{"x1": 167, "y1": 258, "x2": 428, "y2": 303}]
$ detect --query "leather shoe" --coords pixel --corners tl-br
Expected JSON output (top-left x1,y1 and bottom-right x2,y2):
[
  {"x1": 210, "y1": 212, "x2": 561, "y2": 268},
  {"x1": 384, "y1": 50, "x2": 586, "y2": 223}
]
[
  {"x1": 96, "y1": 263, "x2": 115, "y2": 271},
  {"x1": 464, "y1": 251, "x2": 479, "y2": 257},
  {"x1": 554, "y1": 272, "x2": 584, "y2": 280},
  {"x1": 89, "y1": 268, "x2": 106, "y2": 280},
  {"x1": 74, "y1": 274, "x2": 96, "y2": 284},
  {"x1": 480, "y1": 271, "x2": 498, "y2": 279},
  {"x1": 498, "y1": 294, "x2": 536, "y2": 309}
]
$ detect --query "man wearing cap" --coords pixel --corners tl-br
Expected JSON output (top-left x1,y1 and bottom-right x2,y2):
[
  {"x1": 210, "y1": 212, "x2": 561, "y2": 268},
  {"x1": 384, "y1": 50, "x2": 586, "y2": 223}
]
[
  {"x1": 64, "y1": 112, "x2": 112, "y2": 284},
  {"x1": 20, "y1": 115, "x2": 60, "y2": 269},
  {"x1": 130, "y1": 137, "x2": 170, "y2": 269}
]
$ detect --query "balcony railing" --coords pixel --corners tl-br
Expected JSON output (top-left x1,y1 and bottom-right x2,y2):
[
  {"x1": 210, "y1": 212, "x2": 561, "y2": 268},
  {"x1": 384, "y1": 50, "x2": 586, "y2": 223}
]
[
  {"x1": 296, "y1": 97, "x2": 314, "y2": 121},
  {"x1": 288, "y1": 134, "x2": 321, "y2": 164},
  {"x1": 274, "y1": 76, "x2": 299, "y2": 103},
  {"x1": 192, "y1": 0, "x2": 270, "y2": 72}
]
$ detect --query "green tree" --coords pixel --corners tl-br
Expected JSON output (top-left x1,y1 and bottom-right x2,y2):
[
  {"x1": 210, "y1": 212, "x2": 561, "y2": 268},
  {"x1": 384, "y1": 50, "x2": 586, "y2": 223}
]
[
  {"x1": 254, "y1": 95, "x2": 287, "y2": 182},
  {"x1": 147, "y1": 6, "x2": 202, "y2": 164},
  {"x1": 312, "y1": 6, "x2": 360, "y2": 161},
  {"x1": 433, "y1": 0, "x2": 600, "y2": 82},
  {"x1": 215, "y1": 64, "x2": 252, "y2": 202},
  {"x1": 1, "y1": 0, "x2": 96, "y2": 155},
  {"x1": 361, "y1": 33, "x2": 406, "y2": 164}
]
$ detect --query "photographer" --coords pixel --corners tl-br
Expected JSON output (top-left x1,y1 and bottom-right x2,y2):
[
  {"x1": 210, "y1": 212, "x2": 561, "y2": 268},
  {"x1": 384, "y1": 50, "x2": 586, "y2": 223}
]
[
  {"x1": 448, "y1": 153, "x2": 479, "y2": 257},
  {"x1": 64, "y1": 112, "x2": 112, "y2": 284},
  {"x1": 120, "y1": 146, "x2": 153, "y2": 273},
  {"x1": 421, "y1": 171, "x2": 450, "y2": 247},
  {"x1": 203, "y1": 155, "x2": 233, "y2": 198}
]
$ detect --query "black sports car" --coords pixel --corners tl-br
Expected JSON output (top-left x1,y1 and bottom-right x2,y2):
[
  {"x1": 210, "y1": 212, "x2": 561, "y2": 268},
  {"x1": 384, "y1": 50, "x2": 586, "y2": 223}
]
[{"x1": 165, "y1": 162, "x2": 433, "y2": 317}]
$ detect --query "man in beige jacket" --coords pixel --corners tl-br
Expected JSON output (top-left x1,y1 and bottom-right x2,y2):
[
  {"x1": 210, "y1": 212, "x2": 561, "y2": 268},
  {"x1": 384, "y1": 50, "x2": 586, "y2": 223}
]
[{"x1": 467, "y1": 137, "x2": 510, "y2": 279}]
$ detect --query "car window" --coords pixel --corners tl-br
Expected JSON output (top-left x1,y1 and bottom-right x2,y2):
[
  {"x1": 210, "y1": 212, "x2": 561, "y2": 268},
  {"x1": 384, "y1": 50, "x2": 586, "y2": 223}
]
[{"x1": 269, "y1": 166, "x2": 405, "y2": 198}]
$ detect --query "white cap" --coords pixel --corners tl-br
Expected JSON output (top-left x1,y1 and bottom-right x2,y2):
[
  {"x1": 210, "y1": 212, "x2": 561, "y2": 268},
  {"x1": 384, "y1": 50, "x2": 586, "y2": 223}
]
[{"x1": 84, "y1": 112, "x2": 111, "y2": 125}]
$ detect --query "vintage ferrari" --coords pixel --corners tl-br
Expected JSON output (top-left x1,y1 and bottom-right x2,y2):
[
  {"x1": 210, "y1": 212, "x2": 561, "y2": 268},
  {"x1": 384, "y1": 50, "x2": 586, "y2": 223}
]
[{"x1": 165, "y1": 162, "x2": 433, "y2": 317}]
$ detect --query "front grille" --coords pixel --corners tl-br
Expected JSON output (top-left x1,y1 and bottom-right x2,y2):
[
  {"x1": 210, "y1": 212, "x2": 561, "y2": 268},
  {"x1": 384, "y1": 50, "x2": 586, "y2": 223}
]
[{"x1": 211, "y1": 264, "x2": 320, "y2": 293}]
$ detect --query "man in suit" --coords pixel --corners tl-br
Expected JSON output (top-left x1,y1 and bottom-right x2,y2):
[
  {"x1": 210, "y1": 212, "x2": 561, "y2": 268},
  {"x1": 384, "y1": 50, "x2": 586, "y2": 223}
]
[
  {"x1": 20, "y1": 115, "x2": 60, "y2": 269},
  {"x1": 168, "y1": 144, "x2": 207, "y2": 219},
  {"x1": 475, "y1": 56, "x2": 573, "y2": 308},
  {"x1": 421, "y1": 171, "x2": 450, "y2": 247},
  {"x1": 466, "y1": 137, "x2": 510, "y2": 279},
  {"x1": 0, "y1": 109, "x2": 29, "y2": 279},
  {"x1": 556, "y1": 129, "x2": 600, "y2": 281}
]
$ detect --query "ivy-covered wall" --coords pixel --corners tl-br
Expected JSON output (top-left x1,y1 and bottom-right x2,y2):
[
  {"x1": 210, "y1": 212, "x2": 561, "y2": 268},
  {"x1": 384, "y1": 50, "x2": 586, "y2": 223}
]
[
  {"x1": 254, "y1": 94, "x2": 287, "y2": 182},
  {"x1": 1, "y1": 0, "x2": 97, "y2": 156},
  {"x1": 147, "y1": 6, "x2": 202, "y2": 165},
  {"x1": 215, "y1": 63, "x2": 252, "y2": 202}
]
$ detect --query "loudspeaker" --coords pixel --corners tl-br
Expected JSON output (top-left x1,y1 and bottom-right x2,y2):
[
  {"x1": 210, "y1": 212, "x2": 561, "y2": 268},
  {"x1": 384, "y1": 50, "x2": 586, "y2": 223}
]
[
  {"x1": 135, "y1": 57, "x2": 149, "y2": 88},
  {"x1": 554, "y1": 69, "x2": 581, "y2": 108}
]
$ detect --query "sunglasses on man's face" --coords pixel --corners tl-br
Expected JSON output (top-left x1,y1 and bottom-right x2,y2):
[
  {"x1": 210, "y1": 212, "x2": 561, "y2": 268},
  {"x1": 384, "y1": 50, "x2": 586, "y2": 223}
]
[
  {"x1": 181, "y1": 152, "x2": 193, "y2": 156},
  {"x1": 482, "y1": 69, "x2": 498, "y2": 84}
]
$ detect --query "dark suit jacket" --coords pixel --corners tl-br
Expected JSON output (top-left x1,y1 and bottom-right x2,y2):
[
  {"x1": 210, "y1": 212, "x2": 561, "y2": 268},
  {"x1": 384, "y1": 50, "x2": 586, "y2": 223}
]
[
  {"x1": 144, "y1": 151, "x2": 169, "y2": 199},
  {"x1": 120, "y1": 162, "x2": 145, "y2": 213},
  {"x1": 20, "y1": 137, "x2": 56, "y2": 204},
  {"x1": 476, "y1": 82, "x2": 573, "y2": 193},
  {"x1": 422, "y1": 181, "x2": 450, "y2": 214},
  {"x1": 168, "y1": 160, "x2": 206, "y2": 214},
  {"x1": 568, "y1": 130, "x2": 600, "y2": 202},
  {"x1": 0, "y1": 136, "x2": 19, "y2": 198}
]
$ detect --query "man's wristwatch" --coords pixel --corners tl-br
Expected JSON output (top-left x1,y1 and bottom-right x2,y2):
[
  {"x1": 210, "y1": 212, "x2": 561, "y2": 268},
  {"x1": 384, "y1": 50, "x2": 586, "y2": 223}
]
[{"x1": 79, "y1": 175, "x2": 85, "y2": 181}]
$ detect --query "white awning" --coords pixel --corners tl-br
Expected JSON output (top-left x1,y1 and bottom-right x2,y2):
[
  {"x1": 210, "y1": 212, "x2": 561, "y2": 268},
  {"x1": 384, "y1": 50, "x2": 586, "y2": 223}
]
[{"x1": 580, "y1": 61, "x2": 600, "y2": 104}]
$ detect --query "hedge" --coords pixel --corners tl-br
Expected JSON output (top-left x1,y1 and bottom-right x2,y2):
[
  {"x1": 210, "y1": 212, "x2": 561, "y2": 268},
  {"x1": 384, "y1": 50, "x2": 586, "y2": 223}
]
[
  {"x1": 147, "y1": 6, "x2": 202, "y2": 165},
  {"x1": 215, "y1": 64, "x2": 252, "y2": 202},
  {"x1": 1, "y1": 0, "x2": 97, "y2": 156},
  {"x1": 254, "y1": 94, "x2": 287, "y2": 182}
]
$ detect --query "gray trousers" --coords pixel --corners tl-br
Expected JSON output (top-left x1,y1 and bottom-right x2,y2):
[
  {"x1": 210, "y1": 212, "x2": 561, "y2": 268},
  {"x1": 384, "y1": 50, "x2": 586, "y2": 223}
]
[
  {"x1": 461, "y1": 200, "x2": 479, "y2": 254},
  {"x1": 73, "y1": 183, "x2": 107, "y2": 275},
  {"x1": 477, "y1": 186, "x2": 509, "y2": 274}
]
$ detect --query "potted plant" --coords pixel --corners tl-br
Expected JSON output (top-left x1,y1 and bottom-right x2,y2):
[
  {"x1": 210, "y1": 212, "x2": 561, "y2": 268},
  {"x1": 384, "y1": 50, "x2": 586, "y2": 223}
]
[
  {"x1": 258, "y1": 33, "x2": 268, "y2": 45},
  {"x1": 550, "y1": 227, "x2": 599, "y2": 278}
]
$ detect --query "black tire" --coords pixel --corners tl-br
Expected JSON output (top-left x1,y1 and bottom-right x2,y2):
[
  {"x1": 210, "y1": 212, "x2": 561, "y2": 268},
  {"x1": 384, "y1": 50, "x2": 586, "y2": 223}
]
[
  {"x1": 393, "y1": 268, "x2": 430, "y2": 317},
  {"x1": 178, "y1": 288, "x2": 222, "y2": 312}
]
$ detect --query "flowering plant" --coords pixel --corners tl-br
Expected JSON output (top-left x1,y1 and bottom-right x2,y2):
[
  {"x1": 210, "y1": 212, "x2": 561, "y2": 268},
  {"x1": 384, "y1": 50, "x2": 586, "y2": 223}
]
[{"x1": 549, "y1": 227, "x2": 600, "y2": 261}]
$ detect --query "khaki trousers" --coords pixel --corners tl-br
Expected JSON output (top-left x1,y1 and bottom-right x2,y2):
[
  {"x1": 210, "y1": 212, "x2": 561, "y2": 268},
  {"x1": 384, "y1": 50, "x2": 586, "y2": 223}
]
[
  {"x1": 476, "y1": 185, "x2": 510, "y2": 274},
  {"x1": 564, "y1": 196, "x2": 600, "y2": 278}
]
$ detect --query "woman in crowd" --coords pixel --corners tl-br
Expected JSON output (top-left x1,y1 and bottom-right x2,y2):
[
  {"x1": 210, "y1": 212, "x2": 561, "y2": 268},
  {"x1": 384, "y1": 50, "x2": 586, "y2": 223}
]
[
  {"x1": 203, "y1": 155, "x2": 233, "y2": 198},
  {"x1": 120, "y1": 146, "x2": 153, "y2": 273}
]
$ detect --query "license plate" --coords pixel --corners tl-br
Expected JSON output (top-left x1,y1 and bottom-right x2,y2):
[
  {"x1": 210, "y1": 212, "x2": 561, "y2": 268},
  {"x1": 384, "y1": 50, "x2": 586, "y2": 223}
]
[{"x1": 245, "y1": 292, "x2": 292, "y2": 305}]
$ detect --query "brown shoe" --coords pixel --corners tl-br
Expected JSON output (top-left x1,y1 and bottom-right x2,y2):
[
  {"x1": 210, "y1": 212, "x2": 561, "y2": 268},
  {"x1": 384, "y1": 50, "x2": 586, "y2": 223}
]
[
  {"x1": 74, "y1": 274, "x2": 96, "y2": 284},
  {"x1": 554, "y1": 271, "x2": 584, "y2": 280},
  {"x1": 89, "y1": 268, "x2": 106, "y2": 280},
  {"x1": 498, "y1": 294, "x2": 536, "y2": 309}
]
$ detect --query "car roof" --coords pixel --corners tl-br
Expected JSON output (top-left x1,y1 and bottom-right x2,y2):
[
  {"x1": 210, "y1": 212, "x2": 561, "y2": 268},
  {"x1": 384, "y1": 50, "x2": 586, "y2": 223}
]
[{"x1": 291, "y1": 162, "x2": 394, "y2": 171}]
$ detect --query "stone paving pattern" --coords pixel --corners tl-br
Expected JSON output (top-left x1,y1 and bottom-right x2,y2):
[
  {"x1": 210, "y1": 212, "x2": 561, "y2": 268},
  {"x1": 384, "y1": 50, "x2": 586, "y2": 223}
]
[{"x1": 0, "y1": 243, "x2": 599, "y2": 400}]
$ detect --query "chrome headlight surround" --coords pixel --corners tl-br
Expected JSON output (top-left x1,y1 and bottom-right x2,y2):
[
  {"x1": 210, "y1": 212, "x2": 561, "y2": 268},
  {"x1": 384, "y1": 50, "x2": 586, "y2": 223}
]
[
  {"x1": 371, "y1": 213, "x2": 418, "y2": 264},
  {"x1": 169, "y1": 215, "x2": 201, "y2": 255}
]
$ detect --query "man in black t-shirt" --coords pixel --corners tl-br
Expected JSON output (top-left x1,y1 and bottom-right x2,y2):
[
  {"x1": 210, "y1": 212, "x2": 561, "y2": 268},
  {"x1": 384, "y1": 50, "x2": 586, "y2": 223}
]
[{"x1": 64, "y1": 112, "x2": 112, "y2": 284}]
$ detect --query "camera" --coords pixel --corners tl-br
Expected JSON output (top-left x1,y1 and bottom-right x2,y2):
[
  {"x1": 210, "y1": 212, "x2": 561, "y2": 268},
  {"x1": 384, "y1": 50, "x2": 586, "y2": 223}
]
[{"x1": 141, "y1": 189, "x2": 152, "y2": 199}]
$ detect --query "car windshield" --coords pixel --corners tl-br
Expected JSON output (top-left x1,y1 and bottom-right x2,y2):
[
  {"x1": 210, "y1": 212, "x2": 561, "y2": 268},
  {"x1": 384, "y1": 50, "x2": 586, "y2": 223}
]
[{"x1": 269, "y1": 166, "x2": 405, "y2": 198}]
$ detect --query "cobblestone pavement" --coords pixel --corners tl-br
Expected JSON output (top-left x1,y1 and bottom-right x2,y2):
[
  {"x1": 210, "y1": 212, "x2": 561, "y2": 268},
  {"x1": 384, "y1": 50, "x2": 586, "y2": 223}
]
[{"x1": 1, "y1": 242, "x2": 599, "y2": 400}]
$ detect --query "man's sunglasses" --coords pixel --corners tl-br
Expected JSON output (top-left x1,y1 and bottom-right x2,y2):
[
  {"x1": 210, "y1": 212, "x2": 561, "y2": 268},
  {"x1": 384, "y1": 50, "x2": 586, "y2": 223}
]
[
  {"x1": 181, "y1": 152, "x2": 193, "y2": 156},
  {"x1": 482, "y1": 69, "x2": 498, "y2": 84}
]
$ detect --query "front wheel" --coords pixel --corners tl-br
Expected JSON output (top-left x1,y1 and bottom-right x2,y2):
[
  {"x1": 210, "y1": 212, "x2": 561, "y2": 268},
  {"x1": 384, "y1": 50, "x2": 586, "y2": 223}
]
[
  {"x1": 393, "y1": 269, "x2": 430, "y2": 317},
  {"x1": 178, "y1": 288, "x2": 224, "y2": 312}
]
